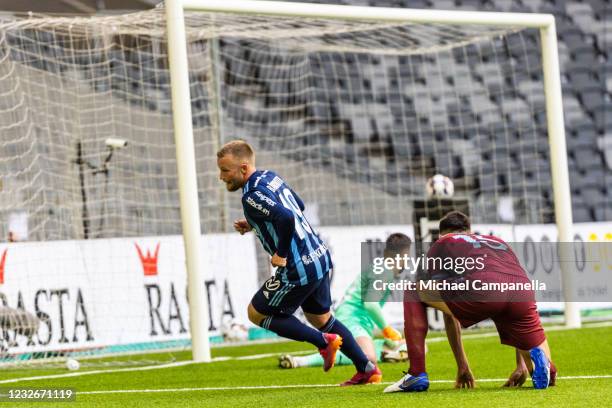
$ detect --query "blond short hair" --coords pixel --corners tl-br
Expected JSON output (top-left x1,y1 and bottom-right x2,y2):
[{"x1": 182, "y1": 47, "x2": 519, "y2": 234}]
[{"x1": 216, "y1": 140, "x2": 255, "y2": 162}]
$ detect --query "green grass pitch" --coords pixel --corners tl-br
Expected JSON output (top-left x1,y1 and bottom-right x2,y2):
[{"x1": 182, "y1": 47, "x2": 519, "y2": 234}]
[{"x1": 2, "y1": 324, "x2": 611, "y2": 407}]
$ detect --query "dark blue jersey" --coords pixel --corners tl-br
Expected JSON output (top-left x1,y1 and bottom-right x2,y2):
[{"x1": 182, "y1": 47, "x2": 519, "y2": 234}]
[{"x1": 242, "y1": 170, "x2": 332, "y2": 286}]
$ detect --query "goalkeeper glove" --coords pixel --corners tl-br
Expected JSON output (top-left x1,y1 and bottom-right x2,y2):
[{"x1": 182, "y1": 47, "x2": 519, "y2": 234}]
[{"x1": 382, "y1": 326, "x2": 402, "y2": 341}]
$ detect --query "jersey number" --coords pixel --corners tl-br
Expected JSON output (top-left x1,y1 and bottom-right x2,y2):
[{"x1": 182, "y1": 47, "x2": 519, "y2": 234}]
[
  {"x1": 279, "y1": 188, "x2": 313, "y2": 240},
  {"x1": 453, "y1": 234, "x2": 508, "y2": 251}
]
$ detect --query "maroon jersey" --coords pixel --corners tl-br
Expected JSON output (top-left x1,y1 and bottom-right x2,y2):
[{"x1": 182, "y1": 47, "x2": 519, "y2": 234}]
[
  {"x1": 416, "y1": 233, "x2": 545, "y2": 349},
  {"x1": 426, "y1": 233, "x2": 527, "y2": 280}
]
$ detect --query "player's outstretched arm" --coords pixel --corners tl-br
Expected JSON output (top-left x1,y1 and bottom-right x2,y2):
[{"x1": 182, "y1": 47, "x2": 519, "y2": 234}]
[
  {"x1": 362, "y1": 302, "x2": 401, "y2": 341},
  {"x1": 443, "y1": 313, "x2": 475, "y2": 389},
  {"x1": 503, "y1": 349, "x2": 528, "y2": 387}
]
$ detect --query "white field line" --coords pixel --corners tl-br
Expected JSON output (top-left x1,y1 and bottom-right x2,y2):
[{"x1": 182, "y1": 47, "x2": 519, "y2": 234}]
[
  {"x1": 0, "y1": 361, "x2": 198, "y2": 384},
  {"x1": 0, "y1": 350, "x2": 316, "y2": 385},
  {"x1": 1, "y1": 321, "x2": 611, "y2": 385},
  {"x1": 74, "y1": 375, "x2": 612, "y2": 395}
]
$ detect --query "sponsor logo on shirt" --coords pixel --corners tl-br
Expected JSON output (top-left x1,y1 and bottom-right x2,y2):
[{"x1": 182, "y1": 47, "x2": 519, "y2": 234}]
[
  {"x1": 246, "y1": 196, "x2": 270, "y2": 216},
  {"x1": 301, "y1": 242, "x2": 329, "y2": 265},
  {"x1": 254, "y1": 191, "x2": 276, "y2": 207}
]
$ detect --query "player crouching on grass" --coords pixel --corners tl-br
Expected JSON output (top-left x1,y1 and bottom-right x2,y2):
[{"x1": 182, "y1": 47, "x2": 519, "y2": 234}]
[
  {"x1": 217, "y1": 140, "x2": 381, "y2": 386},
  {"x1": 385, "y1": 211, "x2": 557, "y2": 393},
  {"x1": 279, "y1": 233, "x2": 412, "y2": 370}
]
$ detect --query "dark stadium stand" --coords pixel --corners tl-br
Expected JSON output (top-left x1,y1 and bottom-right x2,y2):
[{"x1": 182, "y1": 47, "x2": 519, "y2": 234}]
[
  {"x1": 3, "y1": 0, "x2": 610, "y2": 225},
  {"x1": 280, "y1": 0, "x2": 611, "y2": 222}
]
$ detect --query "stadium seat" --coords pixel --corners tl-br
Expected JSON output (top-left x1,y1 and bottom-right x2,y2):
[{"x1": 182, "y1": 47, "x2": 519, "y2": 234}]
[
  {"x1": 574, "y1": 148, "x2": 605, "y2": 172},
  {"x1": 563, "y1": 95, "x2": 588, "y2": 123},
  {"x1": 567, "y1": 133, "x2": 597, "y2": 151},
  {"x1": 580, "y1": 187, "x2": 605, "y2": 204},
  {"x1": 579, "y1": 90, "x2": 605, "y2": 114},
  {"x1": 572, "y1": 205, "x2": 593, "y2": 222},
  {"x1": 478, "y1": 172, "x2": 497, "y2": 192},
  {"x1": 597, "y1": 134, "x2": 612, "y2": 171},
  {"x1": 593, "y1": 110, "x2": 612, "y2": 133},
  {"x1": 401, "y1": 0, "x2": 432, "y2": 9},
  {"x1": 593, "y1": 204, "x2": 611, "y2": 222}
]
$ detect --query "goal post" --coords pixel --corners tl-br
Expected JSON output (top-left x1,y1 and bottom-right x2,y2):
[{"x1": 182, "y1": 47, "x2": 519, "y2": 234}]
[
  {"x1": 167, "y1": 0, "x2": 579, "y2": 329},
  {"x1": 166, "y1": 0, "x2": 211, "y2": 364},
  {"x1": 539, "y1": 21, "x2": 580, "y2": 328}
]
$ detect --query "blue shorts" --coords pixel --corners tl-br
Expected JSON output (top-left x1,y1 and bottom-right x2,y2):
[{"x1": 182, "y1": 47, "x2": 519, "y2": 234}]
[{"x1": 251, "y1": 272, "x2": 331, "y2": 316}]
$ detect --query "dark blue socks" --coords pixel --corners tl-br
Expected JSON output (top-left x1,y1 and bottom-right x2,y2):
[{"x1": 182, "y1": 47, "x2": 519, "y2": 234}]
[
  {"x1": 260, "y1": 313, "x2": 373, "y2": 373},
  {"x1": 262, "y1": 314, "x2": 327, "y2": 349}
]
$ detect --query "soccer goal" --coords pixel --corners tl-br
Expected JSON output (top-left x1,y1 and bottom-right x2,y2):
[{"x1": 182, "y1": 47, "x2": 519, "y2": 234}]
[
  {"x1": 168, "y1": 0, "x2": 580, "y2": 340},
  {"x1": 0, "y1": 0, "x2": 578, "y2": 367}
]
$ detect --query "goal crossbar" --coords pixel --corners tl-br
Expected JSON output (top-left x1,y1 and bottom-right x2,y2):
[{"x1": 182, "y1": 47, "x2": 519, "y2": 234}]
[{"x1": 181, "y1": 0, "x2": 554, "y2": 28}]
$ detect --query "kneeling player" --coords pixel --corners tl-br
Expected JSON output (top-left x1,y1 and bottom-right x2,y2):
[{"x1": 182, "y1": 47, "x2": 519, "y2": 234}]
[
  {"x1": 279, "y1": 233, "x2": 411, "y2": 371},
  {"x1": 385, "y1": 211, "x2": 557, "y2": 393}
]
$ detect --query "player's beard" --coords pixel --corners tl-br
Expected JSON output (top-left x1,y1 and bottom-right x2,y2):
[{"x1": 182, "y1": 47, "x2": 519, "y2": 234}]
[{"x1": 225, "y1": 179, "x2": 240, "y2": 192}]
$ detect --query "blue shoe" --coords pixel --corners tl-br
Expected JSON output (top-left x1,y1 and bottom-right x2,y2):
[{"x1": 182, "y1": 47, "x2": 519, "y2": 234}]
[
  {"x1": 530, "y1": 348, "x2": 550, "y2": 390},
  {"x1": 384, "y1": 372, "x2": 429, "y2": 393}
]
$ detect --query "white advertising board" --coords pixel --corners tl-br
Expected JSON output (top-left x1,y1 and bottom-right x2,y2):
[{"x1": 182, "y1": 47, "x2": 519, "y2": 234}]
[{"x1": 0, "y1": 233, "x2": 258, "y2": 353}]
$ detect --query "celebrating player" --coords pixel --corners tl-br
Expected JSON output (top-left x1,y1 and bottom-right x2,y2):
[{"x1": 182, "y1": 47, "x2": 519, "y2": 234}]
[
  {"x1": 385, "y1": 211, "x2": 557, "y2": 393},
  {"x1": 217, "y1": 140, "x2": 381, "y2": 386},
  {"x1": 279, "y1": 233, "x2": 411, "y2": 369}
]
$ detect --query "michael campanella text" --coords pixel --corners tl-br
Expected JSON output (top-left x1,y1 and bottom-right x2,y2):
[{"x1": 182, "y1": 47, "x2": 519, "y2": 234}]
[{"x1": 373, "y1": 279, "x2": 547, "y2": 293}]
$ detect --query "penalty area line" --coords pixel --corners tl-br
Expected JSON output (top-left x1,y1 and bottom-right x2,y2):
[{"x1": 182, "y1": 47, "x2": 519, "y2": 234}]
[{"x1": 77, "y1": 375, "x2": 612, "y2": 395}]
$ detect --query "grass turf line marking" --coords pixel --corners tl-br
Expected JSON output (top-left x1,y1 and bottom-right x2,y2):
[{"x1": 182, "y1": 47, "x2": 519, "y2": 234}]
[
  {"x1": 0, "y1": 350, "x2": 316, "y2": 385},
  {"x1": 75, "y1": 375, "x2": 612, "y2": 395},
  {"x1": 3, "y1": 322, "x2": 611, "y2": 385},
  {"x1": 0, "y1": 361, "x2": 199, "y2": 384}
]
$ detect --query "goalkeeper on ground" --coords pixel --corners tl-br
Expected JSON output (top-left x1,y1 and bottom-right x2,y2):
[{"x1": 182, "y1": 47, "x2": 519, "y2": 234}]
[{"x1": 279, "y1": 233, "x2": 411, "y2": 369}]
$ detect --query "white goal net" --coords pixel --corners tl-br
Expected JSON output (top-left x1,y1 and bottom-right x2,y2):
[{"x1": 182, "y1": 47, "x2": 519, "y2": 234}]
[{"x1": 0, "y1": 4, "x2": 559, "y2": 366}]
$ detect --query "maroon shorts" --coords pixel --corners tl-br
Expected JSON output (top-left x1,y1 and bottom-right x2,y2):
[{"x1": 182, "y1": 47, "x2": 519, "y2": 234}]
[
  {"x1": 446, "y1": 300, "x2": 545, "y2": 350},
  {"x1": 442, "y1": 272, "x2": 546, "y2": 350}
]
